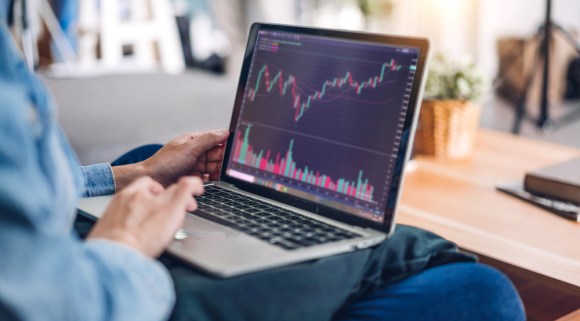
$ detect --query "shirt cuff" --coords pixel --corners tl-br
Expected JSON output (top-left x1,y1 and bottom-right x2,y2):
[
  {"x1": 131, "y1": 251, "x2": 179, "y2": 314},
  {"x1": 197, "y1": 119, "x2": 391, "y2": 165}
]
[{"x1": 80, "y1": 163, "x2": 116, "y2": 197}]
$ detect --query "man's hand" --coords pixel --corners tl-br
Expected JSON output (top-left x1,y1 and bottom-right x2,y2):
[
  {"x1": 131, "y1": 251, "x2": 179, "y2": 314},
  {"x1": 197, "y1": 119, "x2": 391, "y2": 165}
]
[
  {"x1": 113, "y1": 129, "x2": 229, "y2": 190},
  {"x1": 87, "y1": 176, "x2": 204, "y2": 258}
]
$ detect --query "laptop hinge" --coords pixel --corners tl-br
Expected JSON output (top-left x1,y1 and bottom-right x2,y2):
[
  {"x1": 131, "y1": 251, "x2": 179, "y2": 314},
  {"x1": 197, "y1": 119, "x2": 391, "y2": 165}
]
[{"x1": 211, "y1": 181, "x2": 236, "y2": 189}]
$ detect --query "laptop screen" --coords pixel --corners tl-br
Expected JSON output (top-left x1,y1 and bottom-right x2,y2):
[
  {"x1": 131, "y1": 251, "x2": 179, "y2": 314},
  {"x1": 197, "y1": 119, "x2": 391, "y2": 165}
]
[{"x1": 223, "y1": 25, "x2": 424, "y2": 227}]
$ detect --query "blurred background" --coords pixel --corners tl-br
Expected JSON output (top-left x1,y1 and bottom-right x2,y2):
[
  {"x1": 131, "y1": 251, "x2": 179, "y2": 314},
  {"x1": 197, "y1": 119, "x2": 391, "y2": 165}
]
[{"x1": 7, "y1": 0, "x2": 580, "y2": 164}]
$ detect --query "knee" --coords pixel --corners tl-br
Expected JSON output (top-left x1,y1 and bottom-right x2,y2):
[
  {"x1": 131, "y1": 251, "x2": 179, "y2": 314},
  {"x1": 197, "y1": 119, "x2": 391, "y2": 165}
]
[
  {"x1": 111, "y1": 144, "x2": 163, "y2": 166},
  {"x1": 435, "y1": 263, "x2": 525, "y2": 321},
  {"x1": 335, "y1": 263, "x2": 525, "y2": 321}
]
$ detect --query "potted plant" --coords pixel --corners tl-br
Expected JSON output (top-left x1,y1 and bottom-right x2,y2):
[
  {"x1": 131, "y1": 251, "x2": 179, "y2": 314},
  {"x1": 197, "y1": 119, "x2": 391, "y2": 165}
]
[{"x1": 414, "y1": 54, "x2": 485, "y2": 160}]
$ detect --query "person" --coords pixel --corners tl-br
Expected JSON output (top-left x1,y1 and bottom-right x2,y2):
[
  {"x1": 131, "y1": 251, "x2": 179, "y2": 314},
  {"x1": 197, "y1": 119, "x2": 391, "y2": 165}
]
[{"x1": 0, "y1": 8, "x2": 525, "y2": 321}]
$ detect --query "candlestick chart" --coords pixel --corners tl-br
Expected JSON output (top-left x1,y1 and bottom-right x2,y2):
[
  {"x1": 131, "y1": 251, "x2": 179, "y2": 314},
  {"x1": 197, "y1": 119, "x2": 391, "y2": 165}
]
[
  {"x1": 246, "y1": 59, "x2": 403, "y2": 123},
  {"x1": 241, "y1": 57, "x2": 413, "y2": 151},
  {"x1": 226, "y1": 30, "x2": 420, "y2": 217}
]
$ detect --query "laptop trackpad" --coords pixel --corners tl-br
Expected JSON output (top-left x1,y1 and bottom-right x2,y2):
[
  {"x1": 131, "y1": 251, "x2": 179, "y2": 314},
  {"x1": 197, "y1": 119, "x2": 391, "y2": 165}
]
[{"x1": 168, "y1": 213, "x2": 283, "y2": 274}]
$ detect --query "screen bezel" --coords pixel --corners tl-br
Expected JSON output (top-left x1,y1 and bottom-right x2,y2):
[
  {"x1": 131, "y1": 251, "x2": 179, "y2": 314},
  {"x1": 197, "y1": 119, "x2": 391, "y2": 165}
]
[{"x1": 219, "y1": 23, "x2": 430, "y2": 233}]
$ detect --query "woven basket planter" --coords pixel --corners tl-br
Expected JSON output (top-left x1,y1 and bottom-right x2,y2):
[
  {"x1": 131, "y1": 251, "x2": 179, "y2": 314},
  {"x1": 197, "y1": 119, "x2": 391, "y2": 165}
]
[{"x1": 414, "y1": 99, "x2": 481, "y2": 160}]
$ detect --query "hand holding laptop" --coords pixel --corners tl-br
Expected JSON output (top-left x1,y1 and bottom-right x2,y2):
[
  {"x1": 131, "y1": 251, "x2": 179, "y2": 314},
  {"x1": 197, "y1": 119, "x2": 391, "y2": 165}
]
[{"x1": 112, "y1": 129, "x2": 230, "y2": 190}]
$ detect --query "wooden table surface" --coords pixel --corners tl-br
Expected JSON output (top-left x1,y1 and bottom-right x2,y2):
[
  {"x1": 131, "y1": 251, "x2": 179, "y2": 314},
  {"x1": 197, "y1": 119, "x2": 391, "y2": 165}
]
[{"x1": 397, "y1": 128, "x2": 580, "y2": 288}]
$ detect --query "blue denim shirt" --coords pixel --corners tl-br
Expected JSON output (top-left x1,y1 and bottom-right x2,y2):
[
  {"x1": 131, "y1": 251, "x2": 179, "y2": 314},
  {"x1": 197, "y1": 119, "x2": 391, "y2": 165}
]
[{"x1": 0, "y1": 20, "x2": 175, "y2": 321}]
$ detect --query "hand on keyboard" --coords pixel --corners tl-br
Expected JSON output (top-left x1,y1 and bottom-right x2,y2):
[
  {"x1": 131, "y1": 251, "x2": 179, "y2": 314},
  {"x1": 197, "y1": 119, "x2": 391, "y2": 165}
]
[{"x1": 88, "y1": 176, "x2": 204, "y2": 258}]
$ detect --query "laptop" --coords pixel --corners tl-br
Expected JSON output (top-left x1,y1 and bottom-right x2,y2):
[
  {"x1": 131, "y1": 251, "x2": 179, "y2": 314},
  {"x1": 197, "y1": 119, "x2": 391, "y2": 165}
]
[{"x1": 77, "y1": 23, "x2": 430, "y2": 277}]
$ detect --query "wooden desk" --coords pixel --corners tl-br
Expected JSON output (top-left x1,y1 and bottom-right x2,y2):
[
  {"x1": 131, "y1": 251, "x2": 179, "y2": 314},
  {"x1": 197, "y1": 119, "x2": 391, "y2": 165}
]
[{"x1": 397, "y1": 129, "x2": 580, "y2": 288}]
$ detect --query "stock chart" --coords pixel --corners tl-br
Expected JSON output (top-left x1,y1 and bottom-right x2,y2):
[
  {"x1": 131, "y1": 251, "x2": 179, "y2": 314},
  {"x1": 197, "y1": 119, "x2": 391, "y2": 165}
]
[
  {"x1": 227, "y1": 30, "x2": 419, "y2": 220},
  {"x1": 232, "y1": 124, "x2": 378, "y2": 203}
]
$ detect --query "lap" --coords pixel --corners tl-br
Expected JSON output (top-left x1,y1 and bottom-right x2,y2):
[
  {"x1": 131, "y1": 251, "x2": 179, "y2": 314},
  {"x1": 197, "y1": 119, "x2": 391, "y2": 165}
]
[
  {"x1": 85, "y1": 146, "x2": 519, "y2": 321},
  {"x1": 74, "y1": 216, "x2": 477, "y2": 321},
  {"x1": 159, "y1": 225, "x2": 476, "y2": 321}
]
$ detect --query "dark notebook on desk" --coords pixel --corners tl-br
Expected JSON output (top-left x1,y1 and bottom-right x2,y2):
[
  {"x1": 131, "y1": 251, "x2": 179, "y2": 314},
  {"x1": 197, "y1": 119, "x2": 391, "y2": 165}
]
[
  {"x1": 496, "y1": 157, "x2": 580, "y2": 222},
  {"x1": 524, "y1": 157, "x2": 580, "y2": 204}
]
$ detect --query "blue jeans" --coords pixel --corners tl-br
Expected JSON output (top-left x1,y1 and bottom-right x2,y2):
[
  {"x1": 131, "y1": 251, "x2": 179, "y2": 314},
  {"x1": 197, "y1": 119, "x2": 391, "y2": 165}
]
[
  {"x1": 109, "y1": 145, "x2": 525, "y2": 321},
  {"x1": 336, "y1": 263, "x2": 523, "y2": 321}
]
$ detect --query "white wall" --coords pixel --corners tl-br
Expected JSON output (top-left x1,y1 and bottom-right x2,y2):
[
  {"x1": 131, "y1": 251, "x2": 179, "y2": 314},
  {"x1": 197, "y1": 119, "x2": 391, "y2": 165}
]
[
  {"x1": 385, "y1": 0, "x2": 580, "y2": 78},
  {"x1": 386, "y1": 0, "x2": 478, "y2": 56},
  {"x1": 213, "y1": 0, "x2": 580, "y2": 80},
  {"x1": 476, "y1": 0, "x2": 580, "y2": 78}
]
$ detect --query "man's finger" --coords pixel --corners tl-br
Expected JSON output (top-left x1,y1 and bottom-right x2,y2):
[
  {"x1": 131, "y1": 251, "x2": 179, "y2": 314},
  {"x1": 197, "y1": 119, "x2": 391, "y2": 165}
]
[
  {"x1": 196, "y1": 152, "x2": 207, "y2": 162},
  {"x1": 148, "y1": 179, "x2": 165, "y2": 195},
  {"x1": 204, "y1": 161, "x2": 221, "y2": 173},
  {"x1": 206, "y1": 145, "x2": 225, "y2": 162},
  {"x1": 164, "y1": 177, "x2": 204, "y2": 214},
  {"x1": 190, "y1": 129, "x2": 229, "y2": 155},
  {"x1": 208, "y1": 172, "x2": 220, "y2": 181},
  {"x1": 191, "y1": 158, "x2": 223, "y2": 175},
  {"x1": 192, "y1": 161, "x2": 206, "y2": 174},
  {"x1": 121, "y1": 176, "x2": 159, "y2": 194}
]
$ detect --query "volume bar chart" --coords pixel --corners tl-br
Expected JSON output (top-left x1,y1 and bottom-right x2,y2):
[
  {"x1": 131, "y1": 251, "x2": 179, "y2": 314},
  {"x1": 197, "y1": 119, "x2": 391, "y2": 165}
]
[
  {"x1": 233, "y1": 124, "x2": 375, "y2": 202},
  {"x1": 246, "y1": 59, "x2": 403, "y2": 122}
]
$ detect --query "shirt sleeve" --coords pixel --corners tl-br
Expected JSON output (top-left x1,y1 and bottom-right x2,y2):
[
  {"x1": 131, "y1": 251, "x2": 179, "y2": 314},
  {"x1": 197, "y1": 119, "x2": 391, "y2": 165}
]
[
  {"x1": 0, "y1": 109, "x2": 176, "y2": 321},
  {"x1": 0, "y1": 26, "x2": 176, "y2": 320},
  {"x1": 80, "y1": 163, "x2": 116, "y2": 197}
]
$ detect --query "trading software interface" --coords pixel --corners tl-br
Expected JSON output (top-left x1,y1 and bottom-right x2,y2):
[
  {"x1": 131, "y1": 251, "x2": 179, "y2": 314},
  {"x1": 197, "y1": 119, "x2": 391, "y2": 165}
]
[{"x1": 226, "y1": 30, "x2": 420, "y2": 223}]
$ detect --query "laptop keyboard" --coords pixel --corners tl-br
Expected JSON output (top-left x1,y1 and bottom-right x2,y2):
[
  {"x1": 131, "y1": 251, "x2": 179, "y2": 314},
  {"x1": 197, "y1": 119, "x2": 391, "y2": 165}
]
[{"x1": 194, "y1": 185, "x2": 361, "y2": 250}]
